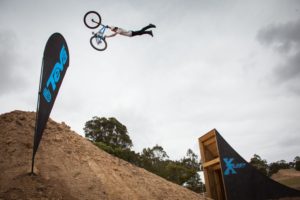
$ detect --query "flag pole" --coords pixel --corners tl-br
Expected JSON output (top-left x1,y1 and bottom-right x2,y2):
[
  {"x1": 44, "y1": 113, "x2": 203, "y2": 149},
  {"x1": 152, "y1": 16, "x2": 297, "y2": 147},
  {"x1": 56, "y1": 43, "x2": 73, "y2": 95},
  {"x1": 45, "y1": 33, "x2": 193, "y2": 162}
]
[{"x1": 30, "y1": 58, "x2": 44, "y2": 176}]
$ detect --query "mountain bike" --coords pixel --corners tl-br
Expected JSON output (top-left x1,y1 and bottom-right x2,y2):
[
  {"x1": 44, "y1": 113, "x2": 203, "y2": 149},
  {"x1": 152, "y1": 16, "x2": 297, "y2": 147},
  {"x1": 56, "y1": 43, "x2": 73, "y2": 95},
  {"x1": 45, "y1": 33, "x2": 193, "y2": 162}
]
[{"x1": 83, "y1": 11, "x2": 108, "y2": 51}]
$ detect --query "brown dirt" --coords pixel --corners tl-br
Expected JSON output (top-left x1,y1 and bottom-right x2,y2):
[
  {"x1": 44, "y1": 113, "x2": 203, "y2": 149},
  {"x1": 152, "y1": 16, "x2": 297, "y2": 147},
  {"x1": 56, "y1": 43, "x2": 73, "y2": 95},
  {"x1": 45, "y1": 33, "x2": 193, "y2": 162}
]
[
  {"x1": 272, "y1": 169, "x2": 300, "y2": 191},
  {"x1": 0, "y1": 110, "x2": 204, "y2": 200},
  {"x1": 272, "y1": 169, "x2": 300, "y2": 180}
]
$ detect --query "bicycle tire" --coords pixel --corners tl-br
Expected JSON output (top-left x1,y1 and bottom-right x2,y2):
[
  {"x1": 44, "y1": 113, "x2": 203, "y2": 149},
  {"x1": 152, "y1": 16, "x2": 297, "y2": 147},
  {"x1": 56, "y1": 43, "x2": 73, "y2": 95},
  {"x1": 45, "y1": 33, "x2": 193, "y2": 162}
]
[
  {"x1": 84, "y1": 11, "x2": 102, "y2": 29},
  {"x1": 90, "y1": 35, "x2": 107, "y2": 51}
]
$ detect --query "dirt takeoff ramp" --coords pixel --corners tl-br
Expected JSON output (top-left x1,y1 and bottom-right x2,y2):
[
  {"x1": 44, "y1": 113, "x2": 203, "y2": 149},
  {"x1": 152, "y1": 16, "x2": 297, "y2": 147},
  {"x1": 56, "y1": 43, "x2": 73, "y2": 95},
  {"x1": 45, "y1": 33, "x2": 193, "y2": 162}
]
[
  {"x1": 199, "y1": 129, "x2": 300, "y2": 200},
  {"x1": 0, "y1": 110, "x2": 203, "y2": 200}
]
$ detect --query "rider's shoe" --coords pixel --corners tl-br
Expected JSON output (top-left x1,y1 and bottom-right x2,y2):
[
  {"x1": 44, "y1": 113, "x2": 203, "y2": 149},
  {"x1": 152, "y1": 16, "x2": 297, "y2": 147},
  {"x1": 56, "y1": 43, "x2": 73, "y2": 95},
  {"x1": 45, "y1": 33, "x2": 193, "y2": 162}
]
[
  {"x1": 149, "y1": 30, "x2": 153, "y2": 37},
  {"x1": 149, "y1": 23, "x2": 156, "y2": 28}
]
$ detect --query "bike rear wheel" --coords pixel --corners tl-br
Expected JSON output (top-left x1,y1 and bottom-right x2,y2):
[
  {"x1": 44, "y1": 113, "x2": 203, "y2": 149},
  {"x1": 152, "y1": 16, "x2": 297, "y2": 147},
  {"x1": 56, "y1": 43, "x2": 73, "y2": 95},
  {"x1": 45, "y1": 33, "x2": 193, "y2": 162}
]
[
  {"x1": 84, "y1": 11, "x2": 101, "y2": 29},
  {"x1": 90, "y1": 35, "x2": 107, "y2": 51}
]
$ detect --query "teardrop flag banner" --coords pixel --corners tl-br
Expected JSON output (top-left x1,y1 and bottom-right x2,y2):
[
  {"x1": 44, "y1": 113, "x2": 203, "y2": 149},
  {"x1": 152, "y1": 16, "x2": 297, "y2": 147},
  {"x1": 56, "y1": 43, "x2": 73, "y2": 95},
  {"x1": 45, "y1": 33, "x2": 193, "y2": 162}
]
[{"x1": 31, "y1": 33, "x2": 70, "y2": 174}]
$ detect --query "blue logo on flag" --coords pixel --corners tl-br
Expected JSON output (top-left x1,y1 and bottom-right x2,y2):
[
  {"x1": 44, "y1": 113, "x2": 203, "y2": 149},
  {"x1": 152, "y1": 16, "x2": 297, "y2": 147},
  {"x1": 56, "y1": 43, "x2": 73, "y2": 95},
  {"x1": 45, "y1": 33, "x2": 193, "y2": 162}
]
[{"x1": 43, "y1": 45, "x2": 68, "y2": 103}]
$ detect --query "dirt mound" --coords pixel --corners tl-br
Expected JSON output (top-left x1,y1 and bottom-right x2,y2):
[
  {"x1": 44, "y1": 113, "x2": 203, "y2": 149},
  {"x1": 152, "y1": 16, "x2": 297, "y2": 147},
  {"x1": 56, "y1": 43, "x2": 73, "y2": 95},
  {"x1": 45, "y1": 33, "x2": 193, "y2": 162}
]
[
  {"x1": 272, "y1": 169, "x2": 300, "y2": 180},
  {"x1": 272, "y1": 169, "x2": 300, "y2": 191},
  {"x1": 0, "y1": 110, "x2": 203, "y2": 200}
]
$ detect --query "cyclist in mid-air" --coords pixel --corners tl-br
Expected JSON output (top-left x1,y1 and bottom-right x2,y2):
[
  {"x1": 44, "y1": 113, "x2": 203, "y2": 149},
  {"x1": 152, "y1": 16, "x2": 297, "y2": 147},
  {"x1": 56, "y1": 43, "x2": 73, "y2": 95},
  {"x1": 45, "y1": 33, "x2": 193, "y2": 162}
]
[{"x1": 105, "y1": 23, "x2": 156, "y2": 38}]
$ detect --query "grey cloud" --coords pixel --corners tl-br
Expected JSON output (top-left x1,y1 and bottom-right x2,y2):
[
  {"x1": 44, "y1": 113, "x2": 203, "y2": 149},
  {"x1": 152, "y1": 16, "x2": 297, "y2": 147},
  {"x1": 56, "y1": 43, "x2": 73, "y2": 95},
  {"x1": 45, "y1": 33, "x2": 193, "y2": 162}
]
[
  {"x1": 256, "y1": 19, "x2": 300, "y2": 87},
  {"x1": 257, "y1": 19, "x2": 300, "y2": 53},
  {"x1": 0, "y1": 30, "x2": 27, "y2": 96},
  {"x1": 277, "y1": 130, "x2": 300, "y2": 150},
  {"x1": 0, "y1": 30, "x2": 17, "y2": 93},
  {"x1": 274, "y1": 51, "x2": 300, "y2": 82}
]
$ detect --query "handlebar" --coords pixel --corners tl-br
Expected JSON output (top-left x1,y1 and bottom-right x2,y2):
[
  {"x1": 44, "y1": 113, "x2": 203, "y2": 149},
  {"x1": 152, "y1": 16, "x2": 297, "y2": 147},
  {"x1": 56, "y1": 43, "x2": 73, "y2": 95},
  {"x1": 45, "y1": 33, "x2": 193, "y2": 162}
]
[{"x1": 91, "y1": 19, "x2": 101, "y2": 25}]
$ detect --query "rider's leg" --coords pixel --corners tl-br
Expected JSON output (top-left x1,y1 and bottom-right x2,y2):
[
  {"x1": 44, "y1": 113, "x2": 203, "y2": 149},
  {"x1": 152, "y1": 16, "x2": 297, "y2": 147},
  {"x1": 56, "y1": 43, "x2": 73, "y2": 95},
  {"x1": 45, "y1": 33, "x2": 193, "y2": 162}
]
[
  {"x1": 131, "y1": 30, "x2": 153, "y2": 37},
  {"x1": 131, "y1": 24, "x2": 155, "y2": 37},
  {"x1": 140, "y1": 24, "x2": 156, "y2": 32}
]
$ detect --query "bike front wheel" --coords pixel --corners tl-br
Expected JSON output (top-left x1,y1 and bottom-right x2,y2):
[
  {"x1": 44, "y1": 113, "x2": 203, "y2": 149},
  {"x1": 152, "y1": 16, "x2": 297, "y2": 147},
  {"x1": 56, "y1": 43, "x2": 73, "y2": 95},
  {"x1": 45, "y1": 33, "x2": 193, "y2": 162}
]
[
  {"x1": 84, "y1": 11, "x2": 101, "y2": 29},
  {"x1": 90, "y1": 35, "x2": 107, "y2": 51}
]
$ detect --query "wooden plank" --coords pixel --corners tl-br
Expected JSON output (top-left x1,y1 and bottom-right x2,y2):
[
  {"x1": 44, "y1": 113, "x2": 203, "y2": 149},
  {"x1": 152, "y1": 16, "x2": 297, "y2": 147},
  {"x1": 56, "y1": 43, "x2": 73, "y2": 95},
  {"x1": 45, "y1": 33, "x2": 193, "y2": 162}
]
[
  {"x1": 199, "y1": 129, "x2": 216, "y2": 142},
  {"x1": 203, "y1": 137, "x2": 216, "y2": 146},
  {"x1": 212, "y1": 164, "x2": 221, "y2": 170},
  {"x1": 214, "y1": 170, "x2": 225, "y2": 200},
  {"x1": 203, "y1": 169, "x2": 211, "y2": 198},
  {"x1": 198, "y1": 138, "x2": 205, "y2": 160},
  {"x1": 203, "y1": 157, "x2": 220, "y2": 168}
]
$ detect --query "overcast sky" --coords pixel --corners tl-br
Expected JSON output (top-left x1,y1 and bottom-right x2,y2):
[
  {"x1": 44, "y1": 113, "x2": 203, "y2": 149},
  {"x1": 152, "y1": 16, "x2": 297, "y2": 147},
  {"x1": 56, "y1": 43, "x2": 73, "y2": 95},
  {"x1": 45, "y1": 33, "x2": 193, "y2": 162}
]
[{"x1": 0, "y1": 0, "x2": 299, "y2": 163}]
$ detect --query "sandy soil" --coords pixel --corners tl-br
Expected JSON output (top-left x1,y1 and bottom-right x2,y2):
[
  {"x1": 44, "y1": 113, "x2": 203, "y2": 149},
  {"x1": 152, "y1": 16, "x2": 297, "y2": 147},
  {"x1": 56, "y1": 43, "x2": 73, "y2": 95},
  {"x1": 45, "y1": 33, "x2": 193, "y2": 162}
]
[
  {"x1": 272, "y1": 168, "x2": 300, "y2": 191},
  {"x1": 0, "y1": 110, "x2": 204, "y2": 200},
  {"x1": 272, "y1": 169, "x2": 300, "y2": 181}
]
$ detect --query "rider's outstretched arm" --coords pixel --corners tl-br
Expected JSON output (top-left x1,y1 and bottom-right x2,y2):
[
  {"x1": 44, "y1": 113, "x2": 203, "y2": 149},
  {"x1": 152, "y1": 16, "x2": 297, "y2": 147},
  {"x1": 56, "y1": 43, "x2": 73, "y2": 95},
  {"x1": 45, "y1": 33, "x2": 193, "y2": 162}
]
[{"x1": 105, "y1": 32, "x2": 118, "y2": 38}]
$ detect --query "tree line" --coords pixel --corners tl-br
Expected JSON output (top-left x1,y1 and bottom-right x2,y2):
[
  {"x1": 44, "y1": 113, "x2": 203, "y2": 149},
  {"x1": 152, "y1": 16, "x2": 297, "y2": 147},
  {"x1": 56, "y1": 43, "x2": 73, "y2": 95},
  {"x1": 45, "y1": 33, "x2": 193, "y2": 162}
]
[
  {"x1": 84, "y1": 116, "x2": 205, "y2": 193},
  {"x1": 83, "y1": 116, "x2": 300, "y2": 193},
  {"x1": 249, "y1": 154, "x2": 300, "y2": 177}
]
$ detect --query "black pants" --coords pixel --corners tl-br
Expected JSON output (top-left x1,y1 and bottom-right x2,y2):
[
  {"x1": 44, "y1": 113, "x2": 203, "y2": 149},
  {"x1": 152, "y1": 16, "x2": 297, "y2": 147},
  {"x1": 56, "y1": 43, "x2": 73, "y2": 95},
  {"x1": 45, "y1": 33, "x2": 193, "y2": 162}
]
[{"x1": 132, "y1": 24, "x2": 153, "y2": 36}]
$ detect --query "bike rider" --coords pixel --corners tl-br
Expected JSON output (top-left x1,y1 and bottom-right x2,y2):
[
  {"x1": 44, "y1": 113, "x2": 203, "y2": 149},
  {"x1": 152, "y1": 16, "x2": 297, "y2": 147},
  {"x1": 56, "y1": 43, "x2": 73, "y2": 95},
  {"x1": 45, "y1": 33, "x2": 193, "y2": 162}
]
[{"x1": 105, "y1": 23, "x2": 156, "y2": 38}]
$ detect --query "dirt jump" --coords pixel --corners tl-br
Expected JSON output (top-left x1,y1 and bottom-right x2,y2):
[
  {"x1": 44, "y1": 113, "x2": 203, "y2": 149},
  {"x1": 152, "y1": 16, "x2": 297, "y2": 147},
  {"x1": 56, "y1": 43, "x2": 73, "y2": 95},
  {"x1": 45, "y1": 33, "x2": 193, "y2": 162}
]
[{"x1": 0, "y1": 110, "x2": 204, "y2": 200}]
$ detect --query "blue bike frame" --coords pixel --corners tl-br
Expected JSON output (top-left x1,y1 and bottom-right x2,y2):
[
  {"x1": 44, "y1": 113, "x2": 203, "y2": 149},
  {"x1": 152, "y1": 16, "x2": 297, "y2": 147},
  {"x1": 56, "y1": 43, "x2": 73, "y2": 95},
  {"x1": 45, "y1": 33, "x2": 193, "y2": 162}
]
[{"x1": 93, "y1": 24, "x2": 108, "y2": 44}]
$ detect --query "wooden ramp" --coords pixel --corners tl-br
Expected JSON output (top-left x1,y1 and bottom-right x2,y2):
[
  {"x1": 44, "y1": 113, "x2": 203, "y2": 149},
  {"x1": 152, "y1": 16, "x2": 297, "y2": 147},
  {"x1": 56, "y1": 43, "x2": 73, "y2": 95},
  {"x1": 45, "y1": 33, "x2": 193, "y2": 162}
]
[{"x1": 199, "y1": 129, "x2": 300, "y2": 200}]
